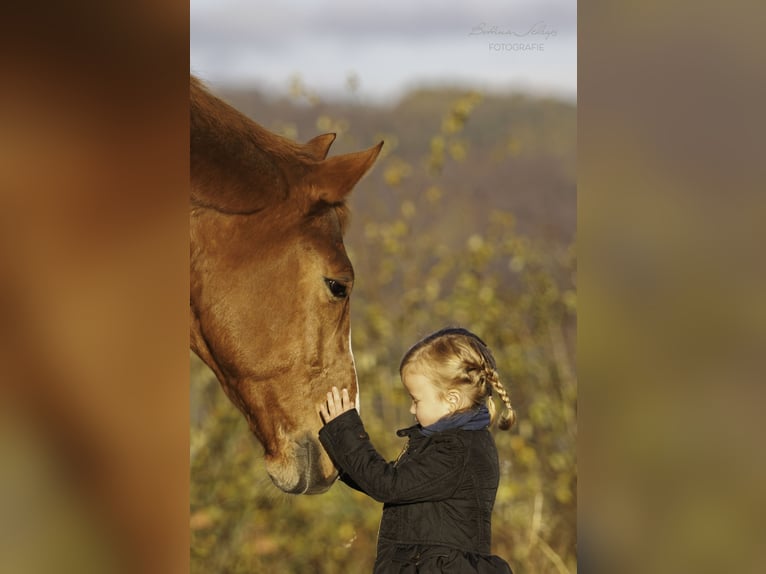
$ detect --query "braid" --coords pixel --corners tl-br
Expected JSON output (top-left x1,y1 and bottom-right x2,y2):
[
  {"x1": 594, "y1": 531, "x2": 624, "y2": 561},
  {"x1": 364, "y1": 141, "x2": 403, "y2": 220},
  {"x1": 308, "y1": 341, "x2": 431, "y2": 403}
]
[
  {"x1": 472, "y1": 336, "x2": 516, "y2": 431},
  {"x1": 472, "y1": 348, "x2": 516, "y2": 431},
  {"x1": 485, "y1": 369, "x2": 516, "y2": 430}
]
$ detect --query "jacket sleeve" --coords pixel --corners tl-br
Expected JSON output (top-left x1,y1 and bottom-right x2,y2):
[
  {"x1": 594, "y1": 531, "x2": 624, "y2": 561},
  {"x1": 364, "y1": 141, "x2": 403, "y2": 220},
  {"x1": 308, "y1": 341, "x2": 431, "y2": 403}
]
[{"x1": 318, "y1": 410, "x2": 466, "y2": 504}]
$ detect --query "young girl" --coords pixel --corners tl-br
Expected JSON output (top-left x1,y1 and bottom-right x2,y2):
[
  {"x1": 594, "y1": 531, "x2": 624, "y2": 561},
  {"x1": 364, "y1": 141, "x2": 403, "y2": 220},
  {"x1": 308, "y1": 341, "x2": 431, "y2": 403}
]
[{"x1": 319, "y1": 327, "x2": 515, "y2": 573}]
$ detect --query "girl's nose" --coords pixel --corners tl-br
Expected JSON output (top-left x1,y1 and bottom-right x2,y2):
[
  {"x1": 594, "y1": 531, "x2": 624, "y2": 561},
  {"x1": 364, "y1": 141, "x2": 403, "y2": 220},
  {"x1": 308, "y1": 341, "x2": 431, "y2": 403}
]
[{"x1": 410, "y1": 403, "x2": 416, "y2": 415}]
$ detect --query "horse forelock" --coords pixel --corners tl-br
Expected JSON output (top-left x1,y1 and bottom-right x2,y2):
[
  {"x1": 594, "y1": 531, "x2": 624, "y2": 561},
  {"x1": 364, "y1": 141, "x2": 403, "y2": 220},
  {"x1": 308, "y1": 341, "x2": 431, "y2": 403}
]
[
  {"x1": 335, "y1": 203, "x2": 351, "y2": 235},
  {"x1": 304, "y1": 199, "x2": 351, "y2": 236}
]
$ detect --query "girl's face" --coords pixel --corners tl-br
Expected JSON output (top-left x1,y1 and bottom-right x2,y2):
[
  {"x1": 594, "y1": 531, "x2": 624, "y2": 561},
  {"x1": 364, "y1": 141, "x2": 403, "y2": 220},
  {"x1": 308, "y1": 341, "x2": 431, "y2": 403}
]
[{"x1": 401, "y1": 368, "x2": 452, "y2": 427}]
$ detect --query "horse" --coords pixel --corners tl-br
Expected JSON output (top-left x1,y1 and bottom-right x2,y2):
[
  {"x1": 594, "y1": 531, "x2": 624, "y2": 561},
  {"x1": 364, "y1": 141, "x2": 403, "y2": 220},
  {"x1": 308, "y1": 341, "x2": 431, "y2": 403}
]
[{"x1": 190, "y1": 76, "x2": 382, "y2": 494}]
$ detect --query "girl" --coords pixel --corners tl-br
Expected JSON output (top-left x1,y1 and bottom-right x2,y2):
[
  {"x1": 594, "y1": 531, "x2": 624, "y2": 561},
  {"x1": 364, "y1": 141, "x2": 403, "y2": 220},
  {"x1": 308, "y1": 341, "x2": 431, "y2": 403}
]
[{"x1": 319, "y1": 327, "x2": 515, "y2": 573}]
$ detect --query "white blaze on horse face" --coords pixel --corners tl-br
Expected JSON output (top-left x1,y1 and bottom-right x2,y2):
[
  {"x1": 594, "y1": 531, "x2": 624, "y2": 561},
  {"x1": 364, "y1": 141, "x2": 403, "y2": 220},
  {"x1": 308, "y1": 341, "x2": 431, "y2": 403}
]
[{"x1": 349, "y1": 330, "x2": 360, "y2": 413}]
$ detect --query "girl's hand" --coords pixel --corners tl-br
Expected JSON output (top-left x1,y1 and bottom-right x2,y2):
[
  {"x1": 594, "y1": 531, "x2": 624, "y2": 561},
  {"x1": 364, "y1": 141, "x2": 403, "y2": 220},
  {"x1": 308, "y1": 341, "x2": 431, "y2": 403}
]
[{"x1": 319, "y1": 386, "x2": 355, "y2": 424}]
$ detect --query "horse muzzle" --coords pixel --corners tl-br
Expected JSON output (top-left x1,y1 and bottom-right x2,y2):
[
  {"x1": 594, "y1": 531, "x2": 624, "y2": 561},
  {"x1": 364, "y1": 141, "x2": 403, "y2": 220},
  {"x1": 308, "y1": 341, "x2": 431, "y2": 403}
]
[{"x1": 264, "y1": 434, "x2": 338, "y2": 494}]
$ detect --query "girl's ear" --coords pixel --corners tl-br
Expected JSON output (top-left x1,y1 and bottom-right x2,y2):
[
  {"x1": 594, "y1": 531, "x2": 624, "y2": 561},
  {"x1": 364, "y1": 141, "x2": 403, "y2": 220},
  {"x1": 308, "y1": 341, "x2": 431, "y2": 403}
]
[{"x1": 446, "y1": 390, "x2": 462, "y2": 412}]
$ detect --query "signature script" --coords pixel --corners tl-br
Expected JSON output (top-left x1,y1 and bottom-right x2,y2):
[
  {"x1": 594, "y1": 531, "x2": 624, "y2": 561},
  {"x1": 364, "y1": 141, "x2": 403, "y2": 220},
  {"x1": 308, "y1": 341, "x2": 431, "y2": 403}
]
[{"x1": 468, "y1": 21, "x2": 558, "y2": 40}]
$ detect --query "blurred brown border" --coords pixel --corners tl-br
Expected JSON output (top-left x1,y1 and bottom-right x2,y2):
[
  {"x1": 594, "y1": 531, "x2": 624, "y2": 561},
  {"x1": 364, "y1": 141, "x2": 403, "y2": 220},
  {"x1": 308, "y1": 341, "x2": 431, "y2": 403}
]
[
  {"x1": 579, "y1": 1, "x2": 765, "y2": 572},
  {"x1": 0, "y1": 2, "x2": 190, "y2": 573}
]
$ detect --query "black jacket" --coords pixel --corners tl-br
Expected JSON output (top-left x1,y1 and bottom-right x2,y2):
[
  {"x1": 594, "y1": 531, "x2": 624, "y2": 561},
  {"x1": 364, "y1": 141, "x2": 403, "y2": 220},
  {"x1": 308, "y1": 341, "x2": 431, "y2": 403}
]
[{"x1": 319, "y1": 409, "x2": 513, "y2": 573}]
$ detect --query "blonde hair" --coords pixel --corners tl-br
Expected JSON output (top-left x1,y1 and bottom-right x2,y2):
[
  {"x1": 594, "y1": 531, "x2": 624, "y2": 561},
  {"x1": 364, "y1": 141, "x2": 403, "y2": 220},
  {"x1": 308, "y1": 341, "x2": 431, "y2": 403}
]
[{"x1": 400, "y1": 327, "x2": 516, "y2": 430}]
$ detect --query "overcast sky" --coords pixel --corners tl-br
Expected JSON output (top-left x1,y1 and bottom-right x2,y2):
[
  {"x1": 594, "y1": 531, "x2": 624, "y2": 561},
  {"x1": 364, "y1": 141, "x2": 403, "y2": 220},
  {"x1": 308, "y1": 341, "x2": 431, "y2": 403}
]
[{"x1": 191, "y1": 0, "x2": 576, "y2": 103}]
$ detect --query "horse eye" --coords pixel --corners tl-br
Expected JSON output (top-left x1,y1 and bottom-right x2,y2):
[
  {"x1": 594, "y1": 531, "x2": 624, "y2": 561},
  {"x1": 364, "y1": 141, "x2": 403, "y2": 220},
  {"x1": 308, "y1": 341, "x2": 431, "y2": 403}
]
[{"x1": 325, "y1": 278, "x2": 349, "y2": 299}]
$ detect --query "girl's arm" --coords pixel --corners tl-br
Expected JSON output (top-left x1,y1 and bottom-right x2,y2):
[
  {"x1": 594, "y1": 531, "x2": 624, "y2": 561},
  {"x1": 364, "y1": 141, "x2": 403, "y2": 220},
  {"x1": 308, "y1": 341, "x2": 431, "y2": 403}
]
[{"x1": 318, "y1": 408, "x2": 467, "y2": 504}]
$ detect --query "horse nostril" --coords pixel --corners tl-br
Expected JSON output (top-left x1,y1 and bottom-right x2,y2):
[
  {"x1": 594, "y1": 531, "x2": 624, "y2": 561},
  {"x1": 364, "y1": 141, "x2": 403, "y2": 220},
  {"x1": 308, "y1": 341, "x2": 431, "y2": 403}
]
[
  {"x1": 265, "y1": 437, "x2": 338, "y2": 494},
  {"x1": 298, "y1": 436, "x2": 338, "y2": 495}
]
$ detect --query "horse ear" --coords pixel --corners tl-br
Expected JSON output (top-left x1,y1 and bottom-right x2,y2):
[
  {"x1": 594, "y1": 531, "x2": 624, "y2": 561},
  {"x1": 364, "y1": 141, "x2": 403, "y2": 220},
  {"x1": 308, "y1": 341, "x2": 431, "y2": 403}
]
[
  {"x1": 308, "y1": 141, "x2": 384, "y2": 203},
  {"x1": 304, "y1": 133, "x2": 337, "y2": 160}
]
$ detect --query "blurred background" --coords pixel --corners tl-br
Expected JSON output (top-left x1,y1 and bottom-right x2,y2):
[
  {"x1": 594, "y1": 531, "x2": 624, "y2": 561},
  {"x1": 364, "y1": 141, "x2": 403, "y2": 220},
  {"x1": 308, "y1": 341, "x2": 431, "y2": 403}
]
[{"x1": 190, "y1": 1, "x2": 576, "y2": 572}]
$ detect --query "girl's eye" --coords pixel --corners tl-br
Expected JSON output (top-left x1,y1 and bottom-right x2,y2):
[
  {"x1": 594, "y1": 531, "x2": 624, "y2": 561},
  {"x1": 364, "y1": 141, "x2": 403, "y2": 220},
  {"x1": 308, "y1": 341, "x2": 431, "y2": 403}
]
[{"x1": 325, "y1": 278, "x2": 349, "y2": 299}]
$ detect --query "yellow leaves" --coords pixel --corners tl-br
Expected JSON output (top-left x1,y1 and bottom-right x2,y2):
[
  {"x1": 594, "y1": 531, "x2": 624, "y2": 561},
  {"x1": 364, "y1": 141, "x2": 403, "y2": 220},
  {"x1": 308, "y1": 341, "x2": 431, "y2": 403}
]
[
  {"x1": 455, "y1": 91, "x2": 483, "y2": 116},
  {"x1": 430, "y1": 135, "x2": 445, "y2": 154},
  {"x1": 563, "y1": 290, "x2": 577, "y2": 311},
  {"x1": 467, "y1": 234, "x2": 484, "y2": 252},
  {"x1": 430, "y1": 92, "x2": 481, "y2": 174},
  {"x1": 315, "y1": 115, "x2": 332, "y2": 131},
  {"x1": 457, "y1": 272, "x2": 479, "y2": 291},
  {"x1": 383, "y1": 158, "x2": 412, "y2": 186},
  {"x1": 445, "y1": 92, "x2": 483, "y2": 132},
  {"x1": 424, "y1": 278, "x2": 441, "y2": 301},
  {"x1": 376, "y1": 259, "x2": 396, "y2": 285},
  {"x1": 478, "y1": 285, "x2": 495, "y2": 304},
  {"x1": 529, "y1": 398, "x2": 552, "y2": 428},
  {"x1": 548, "y1": 452, "x2": 568, "y2": 472},
  {"x1": 449, "y1": 140, "x2": 467, "y2": 162},
  {"x1": 428, "y1": 136, "x2": 446, "y2": 174},
  {"x1": 441, "y1": 115, "x2": 462, "y2": 135},
  {"x1": 518, "y1": 419, "x2": 534, "y2": 439},
  {"x1": 400, "y1": 200, "x2": 416, "y2": 219},
  {"x1": 338, "y1": 521, "x2": 356, "y2": 544},
  {"x1": 507, "y1": 137, "x2": 523, "y2": 157},
  {"x1": 364, "y1": 222, "x2": 378, "y2": 239},
  {"x1": 554, "y1": 482, "x2": 573, "y2": 504},
  {"x1": 510, "y1": 435, "x2": 538, "y2": 467},
  {"x1": 373, "y1": 132, "x2": 398, "y2": 160},
  {"x1": 275, "y1": 122, "x2": 298, "y2": 140},
  {"x1": 288, "y1": 73, "x2": 321, "y2": 105},
  {"x1": 355, "y1": 351, "x2": 378, "y2": 371},
  {"x1": 510, "y1": 255, "x2": 526, "y2": 272},
  {"x1": 425, "y1": 185, "x2": 443, "y2": 203},
  {"x1": 316, "y1": 115, "x2": 349, "y2": 136},
  {"x1": 368, "y1": 306, "x2": 393, "y2": 338},
  {"x1": 554, "y1": 472, "x2": 574, "y2": 504}
]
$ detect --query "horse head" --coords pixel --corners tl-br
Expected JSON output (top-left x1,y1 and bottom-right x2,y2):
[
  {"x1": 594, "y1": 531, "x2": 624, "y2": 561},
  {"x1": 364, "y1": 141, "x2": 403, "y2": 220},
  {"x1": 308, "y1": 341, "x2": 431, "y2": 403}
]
[{"x1": 189, "y1": 76, "x2": 381, "y2": 493}]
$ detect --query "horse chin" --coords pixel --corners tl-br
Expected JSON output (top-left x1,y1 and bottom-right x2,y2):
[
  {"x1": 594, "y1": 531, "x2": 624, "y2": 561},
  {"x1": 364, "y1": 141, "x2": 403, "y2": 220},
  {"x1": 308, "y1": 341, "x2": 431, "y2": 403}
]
[{"x1": 264, "y1": 435, "x2": 339, "y2": 495}]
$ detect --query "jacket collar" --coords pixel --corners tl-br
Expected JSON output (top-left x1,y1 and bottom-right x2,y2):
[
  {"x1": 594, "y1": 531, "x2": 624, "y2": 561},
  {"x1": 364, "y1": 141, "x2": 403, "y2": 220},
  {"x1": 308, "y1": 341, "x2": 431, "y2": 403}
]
[
  {"x1": 395, "y1": 405, "x2": 491, "y2": 438},
  {"x1": 396, "y1": 423, "x2": 422, "y2": 438},
  {"x1": 421, "y1": 405, "x2": 491, "y2": 436}
]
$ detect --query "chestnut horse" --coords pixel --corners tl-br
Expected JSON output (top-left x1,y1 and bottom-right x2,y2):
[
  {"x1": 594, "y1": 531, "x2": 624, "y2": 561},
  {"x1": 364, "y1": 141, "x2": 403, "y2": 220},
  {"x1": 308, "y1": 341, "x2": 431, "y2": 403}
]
[{"x1": 190, "y1": 76, "x2": 382, "y2": 493}]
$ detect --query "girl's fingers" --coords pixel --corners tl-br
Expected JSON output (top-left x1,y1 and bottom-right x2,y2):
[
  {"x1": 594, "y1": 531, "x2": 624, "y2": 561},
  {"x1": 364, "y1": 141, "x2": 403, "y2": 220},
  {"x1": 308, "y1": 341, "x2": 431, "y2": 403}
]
[
  {"x1": 327, "y1": 390, "x2": 336, "y2": 410},
  {"x1": 321, "y1": 387, "x2": 354, "y2": 423},
  {"x1": 328, "y1": 387, "x2": 342, "y2": 417}
]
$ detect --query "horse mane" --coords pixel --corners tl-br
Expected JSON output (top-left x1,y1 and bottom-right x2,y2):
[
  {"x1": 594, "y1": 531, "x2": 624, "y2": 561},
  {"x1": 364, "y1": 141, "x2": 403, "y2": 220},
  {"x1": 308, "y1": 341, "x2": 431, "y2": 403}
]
[{"x1": 190, "y1": 76, "x2": 320, "y2": 213}]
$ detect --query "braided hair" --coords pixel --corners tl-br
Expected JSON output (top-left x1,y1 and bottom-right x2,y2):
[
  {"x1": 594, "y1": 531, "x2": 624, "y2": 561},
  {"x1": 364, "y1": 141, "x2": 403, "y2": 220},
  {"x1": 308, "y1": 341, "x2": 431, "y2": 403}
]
[{"x1": 400, "y1": 327, "x2": 516, "y2": 430}]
